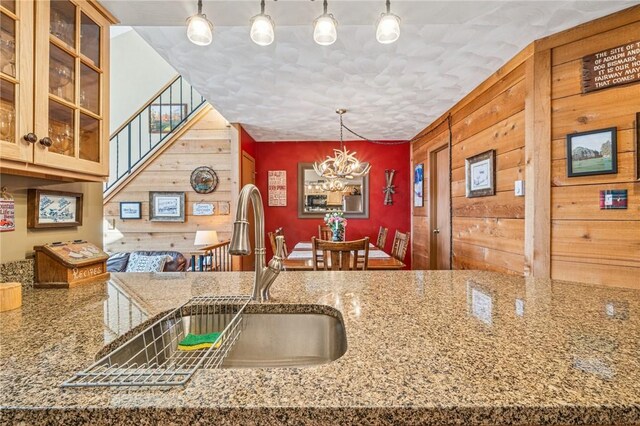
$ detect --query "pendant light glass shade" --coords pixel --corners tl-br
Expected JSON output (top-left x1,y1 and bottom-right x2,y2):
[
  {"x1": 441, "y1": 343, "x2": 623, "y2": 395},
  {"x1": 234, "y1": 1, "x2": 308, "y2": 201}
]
[
  {"x1": 313, "y1": 14, "x2": 337, "y2": 45},
  {"x1": 376, "y1": 12, "x2": 400, "y2": 44},
  {"x1": 250, "y1": 14, "x2": 275, "y2": 46},
  {"x1": 187, "y1": 13, "x2": 213, "y2": 46}
]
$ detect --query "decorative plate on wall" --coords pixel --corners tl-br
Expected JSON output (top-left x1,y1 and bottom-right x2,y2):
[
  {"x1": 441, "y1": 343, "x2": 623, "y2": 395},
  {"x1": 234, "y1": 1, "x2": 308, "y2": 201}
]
[{"x1": 190, "y1": 166, "x2": 219, "y2": 194}]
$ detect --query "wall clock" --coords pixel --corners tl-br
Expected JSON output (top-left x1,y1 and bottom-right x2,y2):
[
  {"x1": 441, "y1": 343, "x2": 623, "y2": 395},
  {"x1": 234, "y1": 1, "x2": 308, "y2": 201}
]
[{"x1": 190, "y1": 166, "x2": 219, "y2": 194}]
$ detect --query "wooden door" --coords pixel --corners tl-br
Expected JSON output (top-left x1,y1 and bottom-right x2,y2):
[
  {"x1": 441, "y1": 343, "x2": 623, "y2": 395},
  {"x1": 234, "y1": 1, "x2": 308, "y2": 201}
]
[
  {"x1": 431, "y1": 146, "x2": 451, "y2": 269},
  {"x1": 241, "y1": 151, "x2": 256, "y2": 271},
  {"x1": 0, "y1": 0, "x2": 34, "y2": 163}
]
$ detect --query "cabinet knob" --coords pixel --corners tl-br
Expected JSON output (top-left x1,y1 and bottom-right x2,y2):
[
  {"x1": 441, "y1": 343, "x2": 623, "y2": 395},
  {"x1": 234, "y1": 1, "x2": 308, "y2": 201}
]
[
  {"x1": 39, "y1": 137, "x2": 53, "y2": 147},
  {"x1": 433, "y1": 229, "x2": 440, "y2": 234},
  {"x1": 23, "y1": 133, "x2": 38, "y2": 143}
]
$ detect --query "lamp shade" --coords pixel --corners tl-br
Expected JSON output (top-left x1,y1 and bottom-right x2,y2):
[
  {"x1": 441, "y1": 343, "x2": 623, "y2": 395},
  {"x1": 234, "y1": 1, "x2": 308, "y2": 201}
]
[
  {"x1": 194, "y1": 230, "x2": 219, "y2": 246},
  {"x1": 250, "y1": 13, "x2": 275, "y2": 46},
  {"x1": 376, "y1": 12, "x2": 400, "y2": 44},
  {"x1": 187, "y1": 14, "x2": 213, "y2": 46},
  {"x1": 313, "y1": 14, "x2": 337, "y2": 46}
]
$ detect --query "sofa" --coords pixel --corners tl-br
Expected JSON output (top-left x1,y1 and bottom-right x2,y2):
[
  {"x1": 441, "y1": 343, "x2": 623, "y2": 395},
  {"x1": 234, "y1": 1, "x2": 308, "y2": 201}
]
[{"x1": 106, "y1": 251, "x2": 189, "y2": 273}]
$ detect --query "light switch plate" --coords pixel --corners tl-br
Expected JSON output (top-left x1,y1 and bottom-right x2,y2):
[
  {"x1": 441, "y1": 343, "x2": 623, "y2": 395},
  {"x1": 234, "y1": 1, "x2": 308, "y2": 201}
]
[{"x1": 514, "y1": 180, "x2": 525, "y2": 197}]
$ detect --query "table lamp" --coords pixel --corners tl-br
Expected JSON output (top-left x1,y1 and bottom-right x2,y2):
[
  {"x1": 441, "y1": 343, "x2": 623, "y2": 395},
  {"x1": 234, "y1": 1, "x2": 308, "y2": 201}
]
[{"x1": 194, "y1": 230, "x2": 219, "y2": 248}]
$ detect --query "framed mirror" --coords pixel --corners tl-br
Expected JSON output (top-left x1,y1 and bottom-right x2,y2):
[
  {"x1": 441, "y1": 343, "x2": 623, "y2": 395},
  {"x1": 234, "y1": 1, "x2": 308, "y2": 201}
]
[{"x1": 297, "y1": 163, "x2": 369, "y2": 218}]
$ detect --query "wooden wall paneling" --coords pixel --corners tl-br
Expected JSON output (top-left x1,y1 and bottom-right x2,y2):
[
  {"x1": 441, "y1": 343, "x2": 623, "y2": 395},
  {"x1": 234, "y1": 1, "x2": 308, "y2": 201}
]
[
  {"x1": 452, "y1": 217, "x2": 525, "y2": 256},
  {"x1": 550, "y1": 259, "x2": 640, "y2": 289},
  {"x1": 551, "y1": 86, "x2": 638, "y2": 139},
  {"x1": 524, "y1": 47, "x2": 552, "y2": 278},
  {"x1": 551, "y1": 220, "x2": 640, "y2": 267},
  {"x1": 453, "y1": 241, "x2": 524, "y2": 275},
  {"x1": 549, "y1": 18, "x2": 640, "y2": 66},
  {"x1": 103, "y1": 108, "x2": 235, "y2": 255},
  {"x1": 549, "y1": 13, "x2": 640, "y2": 287},
  {"x1": 453, "y1": 190, "x2": 525, "y2": 219},
  {"x1": 552, "y1": 182, "x2": 640, "y2": 220}
]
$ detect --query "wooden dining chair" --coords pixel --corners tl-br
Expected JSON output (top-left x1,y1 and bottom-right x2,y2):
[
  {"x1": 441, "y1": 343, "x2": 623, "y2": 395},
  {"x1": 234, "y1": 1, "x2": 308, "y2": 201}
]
[
  {"x1": 268, "y1": 227, "x2": 289, "y2": 257},
  {"x1": 376, "y1": 226, "x2": 388, "y2": 249},
  {"x1": 391, "y1": 230, "x2": 410, "y2": 262},
  {"x1": 312, "y1": 237, "x2": 370, "y2": 271},
  {"x1": 318, "y1": 225, "x2": 333, "y2": 240}
]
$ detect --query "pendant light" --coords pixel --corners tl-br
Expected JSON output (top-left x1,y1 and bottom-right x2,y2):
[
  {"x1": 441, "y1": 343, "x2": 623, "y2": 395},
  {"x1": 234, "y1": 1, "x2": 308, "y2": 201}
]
[
  {"x1": 250, "y1": 0, "x2": 275, "y2": 46},
  {"x1": 313, "y1": 109, "x2": 371, "y2": 181},
  {"x1": 187, "y1": 0, "x2": 213, "y2": 46},
  {"x1": 376, "y1": 0, "x2": 400, "y2": 44},
  {"x1": 313, "y1": 0, "x2": 337, "y2": 46}
]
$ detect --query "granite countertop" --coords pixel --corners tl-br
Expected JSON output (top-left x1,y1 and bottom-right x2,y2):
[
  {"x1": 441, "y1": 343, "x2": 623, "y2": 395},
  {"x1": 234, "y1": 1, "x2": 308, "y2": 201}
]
[{"x1": 1, "y1": 270, "x2": 639, "y2": 425}]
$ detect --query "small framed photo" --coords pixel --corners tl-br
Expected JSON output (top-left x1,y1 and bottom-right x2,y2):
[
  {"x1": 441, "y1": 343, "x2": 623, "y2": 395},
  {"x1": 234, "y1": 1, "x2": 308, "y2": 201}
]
[
  {"x1": 465, "y1": 150, "x2": 495, "y2": 198},
  {"x1": 27, "y1": 189, "x2": 83, "y2": 229},
  {"x1": 149, "y1": 104, "x2": 188, "y2": 134},
  {"x1": 193, "y1": 202, "x2": 215, "y2": 216},
  {"x1": 150, "y1": 192, "x2": 185, "y2": 222},
  {"x1": 414, "y1": 164, "x2": 424, "y2": 207},
  {"x1": 566, "y1": 127, "x2": 617, "y2": 177},
  {"x1": 119, "y1": 202, "x2": 142, "y2": 219}
]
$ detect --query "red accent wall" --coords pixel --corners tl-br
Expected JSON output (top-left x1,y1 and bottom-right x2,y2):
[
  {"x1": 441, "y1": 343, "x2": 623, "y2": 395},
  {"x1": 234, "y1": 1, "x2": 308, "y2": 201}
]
[
  {"x1": 239, "y1": 124, "x2": 256, "y2": 158},
  {"x1": 255, "y1": 140, "x2": 412, "y2": 269}
]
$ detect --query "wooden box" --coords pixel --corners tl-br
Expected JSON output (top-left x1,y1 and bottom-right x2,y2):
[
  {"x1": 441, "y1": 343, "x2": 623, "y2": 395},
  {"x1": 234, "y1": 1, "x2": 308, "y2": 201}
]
[{"x1": 34, "y1": 241, "x2": 110, "y2": 288}]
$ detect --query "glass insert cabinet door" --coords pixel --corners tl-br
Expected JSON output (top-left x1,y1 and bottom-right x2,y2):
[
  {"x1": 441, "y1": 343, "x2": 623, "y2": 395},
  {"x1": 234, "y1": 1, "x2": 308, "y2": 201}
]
[
  {"x1": 33, "y1": 0, "x2": 108, "y2": 175},
  {"x1": 0, "y1": 0, "x2": 34, "y2": 162},
  {"x1": 297, "y1": 163, "x2": 370, "y2": 218}
]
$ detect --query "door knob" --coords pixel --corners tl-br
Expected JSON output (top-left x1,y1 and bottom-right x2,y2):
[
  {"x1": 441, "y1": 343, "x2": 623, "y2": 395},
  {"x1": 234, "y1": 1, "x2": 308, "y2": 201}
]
[
  {"x1": 433, "y1": 229, "x2": 440, "y2": 234},
  {"x1": 23, "y1": 133, "x2": 38, "y2": 143},
  {"x1": 39, "y1": 137, "x2": 53, "y2": 147}
]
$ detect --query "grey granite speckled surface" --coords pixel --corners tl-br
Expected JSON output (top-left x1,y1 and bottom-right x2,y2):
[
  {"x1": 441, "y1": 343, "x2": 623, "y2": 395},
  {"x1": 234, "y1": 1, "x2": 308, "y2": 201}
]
[
  {"x1": 0, "y1": 259, "x2": 34, "y2": 289},
  {"x1": 0, "y1": 270, "x2": 639, "y2": 425}
]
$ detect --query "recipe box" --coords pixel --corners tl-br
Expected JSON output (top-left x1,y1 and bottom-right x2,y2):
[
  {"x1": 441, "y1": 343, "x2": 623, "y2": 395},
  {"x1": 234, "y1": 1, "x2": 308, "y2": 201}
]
[{"x1": 34, "y1": 241, "x2": 110, "y2": 288}]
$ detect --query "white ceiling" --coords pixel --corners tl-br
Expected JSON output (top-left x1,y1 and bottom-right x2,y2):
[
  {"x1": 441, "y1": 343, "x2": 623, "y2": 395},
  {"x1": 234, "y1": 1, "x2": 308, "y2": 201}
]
[{"x1": 102, "y1": 1, "x2": 637, "y2": 141}]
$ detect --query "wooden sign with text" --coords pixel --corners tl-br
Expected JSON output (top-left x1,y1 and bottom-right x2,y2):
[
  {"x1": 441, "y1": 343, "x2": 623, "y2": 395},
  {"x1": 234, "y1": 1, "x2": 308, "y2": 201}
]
[{"x1": 582, "y1": 40, "x2": 640, "y2": 93}]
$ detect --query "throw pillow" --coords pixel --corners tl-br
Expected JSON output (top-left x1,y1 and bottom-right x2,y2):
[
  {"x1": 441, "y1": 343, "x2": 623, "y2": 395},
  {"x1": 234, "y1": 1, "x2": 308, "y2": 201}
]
[{"x1": 125, "y1": 253, "x2": 170, "y2": 272}]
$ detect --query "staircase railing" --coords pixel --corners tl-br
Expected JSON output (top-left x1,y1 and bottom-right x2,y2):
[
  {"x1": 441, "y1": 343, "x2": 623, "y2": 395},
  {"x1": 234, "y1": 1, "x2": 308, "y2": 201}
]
[
  {"x1": 190, "y1": 240, "x2": 234, "y2": 272},
  {"x1": 105, "y1": 75, "x2": 207, "y2": 192}
]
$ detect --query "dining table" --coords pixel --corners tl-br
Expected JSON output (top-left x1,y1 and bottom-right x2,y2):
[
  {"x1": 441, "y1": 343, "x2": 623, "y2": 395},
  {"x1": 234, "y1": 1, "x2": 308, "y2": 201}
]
[{"x1": 282, "y1": 241, "x2": 406, "y2": 271}]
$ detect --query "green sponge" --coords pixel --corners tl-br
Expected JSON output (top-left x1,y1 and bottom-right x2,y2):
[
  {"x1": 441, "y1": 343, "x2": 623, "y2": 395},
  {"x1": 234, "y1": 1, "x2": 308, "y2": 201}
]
[{"x1": 178, "y1": 332, "x2": 221, "y2": 347}]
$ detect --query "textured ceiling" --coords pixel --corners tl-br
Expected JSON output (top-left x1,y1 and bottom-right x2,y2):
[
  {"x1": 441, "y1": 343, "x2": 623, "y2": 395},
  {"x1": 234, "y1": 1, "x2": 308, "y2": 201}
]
[{"x1": 102, "y1": 1, "x2": 637, "y2": 141}]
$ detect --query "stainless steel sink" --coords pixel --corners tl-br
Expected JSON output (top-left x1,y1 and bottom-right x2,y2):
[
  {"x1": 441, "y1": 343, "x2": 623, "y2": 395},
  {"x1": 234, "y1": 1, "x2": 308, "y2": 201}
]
[{"x1": 222, "y1": 313, "x2": 347, "y2": 368}]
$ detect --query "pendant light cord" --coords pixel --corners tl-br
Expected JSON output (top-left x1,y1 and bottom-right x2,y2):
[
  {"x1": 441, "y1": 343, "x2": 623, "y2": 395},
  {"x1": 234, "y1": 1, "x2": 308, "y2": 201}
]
[
  {"x1": 260, "y1": 0, "x2": 265, "y2": 14},
  {"x1": 197, "y1": 0, "x2": 203, "y2": 14},
  {"x1": 323, "y1": 0, "x2": 328, "y2": 14}
]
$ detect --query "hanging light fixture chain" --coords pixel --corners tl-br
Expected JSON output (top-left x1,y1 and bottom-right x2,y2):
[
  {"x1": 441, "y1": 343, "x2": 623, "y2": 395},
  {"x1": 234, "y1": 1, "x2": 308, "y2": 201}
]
[{"x1": 340, "y1": 121, "x2": 409, "y2": 145}]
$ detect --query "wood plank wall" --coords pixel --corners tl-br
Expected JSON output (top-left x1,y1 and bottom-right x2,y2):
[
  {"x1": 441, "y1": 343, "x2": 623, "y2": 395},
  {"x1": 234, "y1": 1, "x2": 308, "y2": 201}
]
[
  {"x1": 412, "y1": 63, "x2": 527, "y2": 274},
  {"x1": 411, "y1": 6, "x2": 640, "y2": 288},
  {"x1": 104, "y1": 109, "x2": 236, "y2": 254},
  {"x1": 549, "y1": 20, "x2": 640, "y2": 287}
]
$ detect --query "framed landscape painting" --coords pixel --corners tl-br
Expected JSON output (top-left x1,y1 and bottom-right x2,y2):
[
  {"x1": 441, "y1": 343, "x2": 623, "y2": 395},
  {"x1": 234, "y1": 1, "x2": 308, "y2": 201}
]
[
  {"x1": 566, "y1": 127, "x2": 617, "y2": 177},
  {"x1": 149, "y1": 192, "x2": 185, "y2": 222},
  {"x1": 149, "y1": 104, "x2": 187, "y2": 134}
]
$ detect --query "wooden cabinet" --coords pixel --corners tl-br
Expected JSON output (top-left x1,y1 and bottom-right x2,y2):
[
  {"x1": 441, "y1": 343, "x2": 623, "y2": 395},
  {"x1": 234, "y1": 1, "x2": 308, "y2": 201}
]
[{"x1": 0, "y1": 0, "x2": 116, "y2": 181}]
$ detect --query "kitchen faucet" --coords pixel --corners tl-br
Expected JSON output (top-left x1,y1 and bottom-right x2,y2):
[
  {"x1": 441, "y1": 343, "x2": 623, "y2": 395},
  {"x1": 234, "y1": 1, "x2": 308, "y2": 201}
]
[{"x1": 229, "y1": 184, "x2": 285, "y2": 301}]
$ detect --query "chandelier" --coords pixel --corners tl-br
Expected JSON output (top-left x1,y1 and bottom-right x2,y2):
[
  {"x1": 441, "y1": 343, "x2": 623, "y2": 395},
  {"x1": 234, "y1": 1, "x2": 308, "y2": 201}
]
[{"x1": 313, "y1": 109, "x2": 371, "y2": 184}]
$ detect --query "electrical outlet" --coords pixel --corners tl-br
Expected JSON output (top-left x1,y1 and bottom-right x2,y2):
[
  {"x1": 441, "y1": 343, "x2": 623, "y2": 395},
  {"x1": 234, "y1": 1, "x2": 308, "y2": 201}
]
[{"x1": 514, "y1": 180, "x2": 525, "y2": 197}]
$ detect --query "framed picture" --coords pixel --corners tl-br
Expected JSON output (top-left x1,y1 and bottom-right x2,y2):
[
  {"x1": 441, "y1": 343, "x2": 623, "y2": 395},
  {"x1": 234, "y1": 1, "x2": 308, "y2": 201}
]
[
  {"x1": 414, "y1": 164, "x2": 424, "y2": 207},
  {"x1": 636, "y1": 113, "x2": 639, "y2": 180},
  {"x1": 190, "y1": 166, "x2": 219, "y2": 194},
  {"x1": 465, "y1": 150, "x2": 495, "y2": 198},
  {"x1": 193, "y1": 202, "x2": 215, "y2": 216},
  {"x1": 27, "y1": 189, "x2": 83, "y2": 229},
  {"x1": 149, "y1": 104, "x2": 188, "y2": 134},
  {"x1": 566, "y1": 127, "x2": 617, "y2": 177},
  {"x1": 149, "y1": 192, "x2": 185, "y2": 222},
  {"x1": 119, "y1": 202, "x2": 142, "y2": 219}
]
